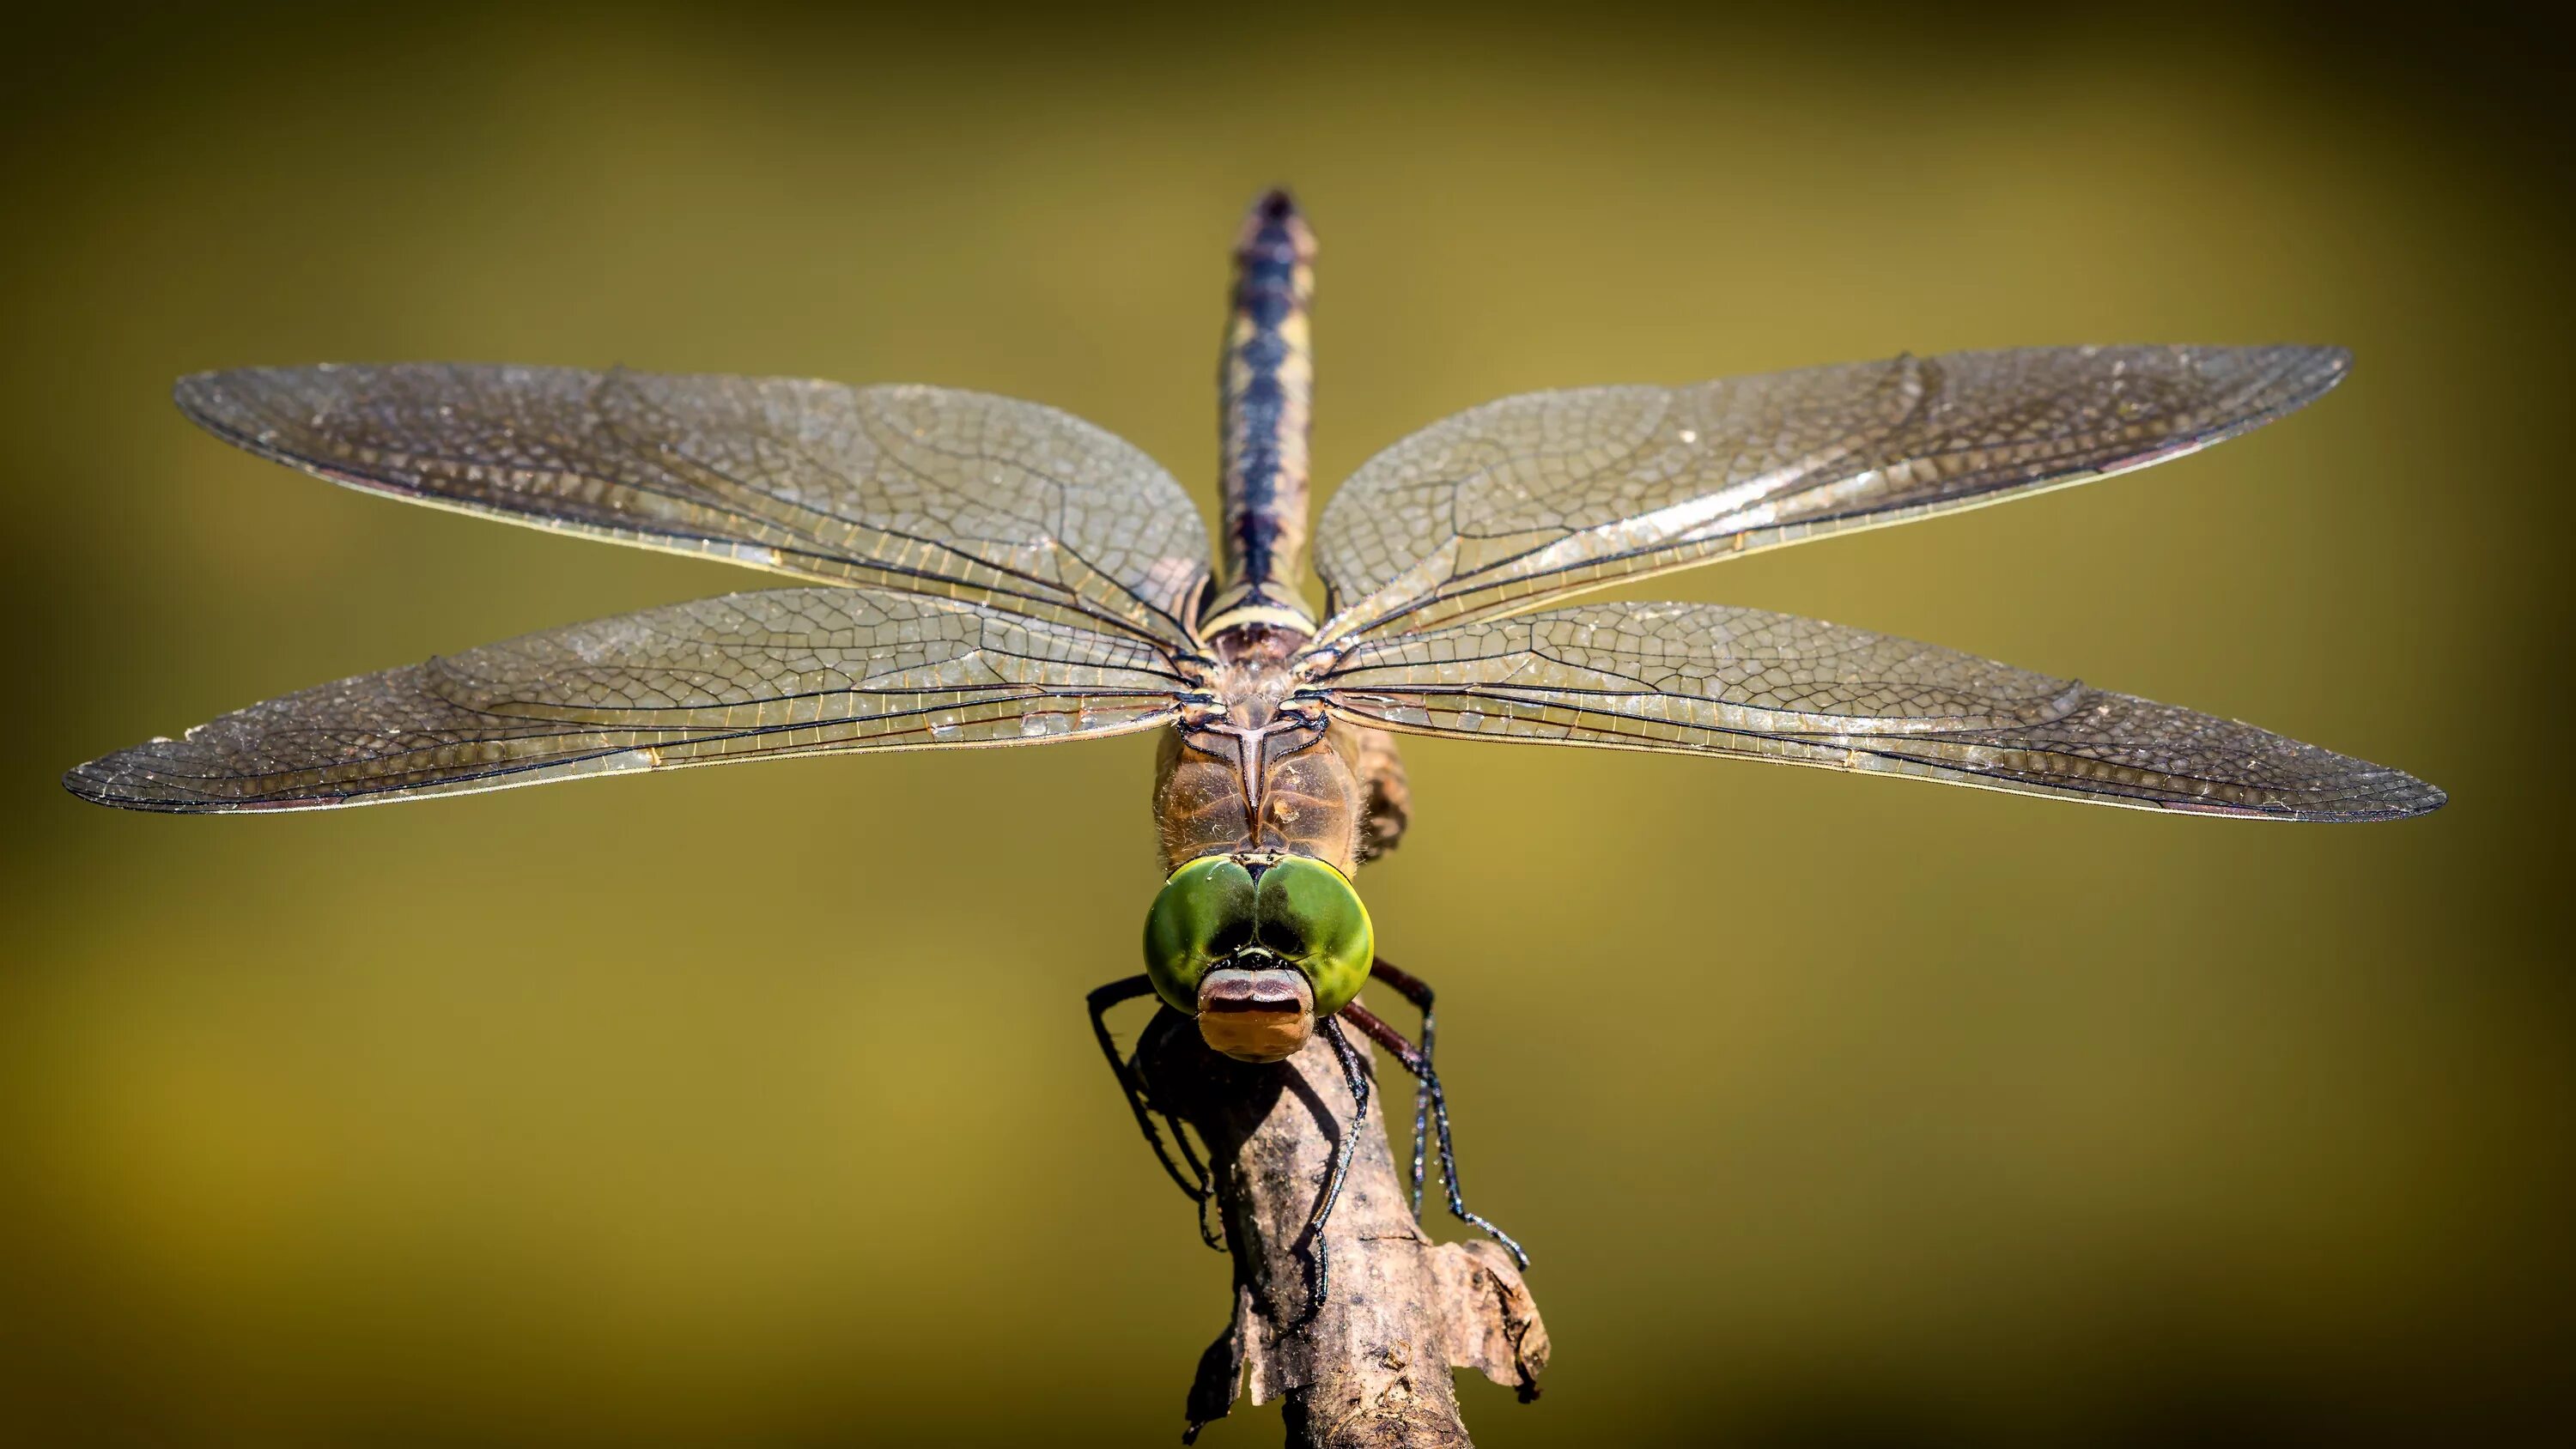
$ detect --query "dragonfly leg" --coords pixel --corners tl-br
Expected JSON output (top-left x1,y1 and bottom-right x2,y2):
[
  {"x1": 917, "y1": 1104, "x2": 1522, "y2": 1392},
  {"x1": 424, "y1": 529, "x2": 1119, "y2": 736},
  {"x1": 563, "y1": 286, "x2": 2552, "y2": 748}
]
[
  {"x1": 1340, "y1": 1002, "x2": 1531, "y2": 1270},
  {"x1": 1352, "y1": 726, "x2": 1412, "y2": 864},
  {"x1": 1368, "y1": 957, "x2": 1437, "y2": 1216},
  {"x1": 1305, "y1": 1014, "x2": 1373, "y2": 1315},
  {"x1": 1086, "y1": 974, "x2": 1223, "y2": 1249}
]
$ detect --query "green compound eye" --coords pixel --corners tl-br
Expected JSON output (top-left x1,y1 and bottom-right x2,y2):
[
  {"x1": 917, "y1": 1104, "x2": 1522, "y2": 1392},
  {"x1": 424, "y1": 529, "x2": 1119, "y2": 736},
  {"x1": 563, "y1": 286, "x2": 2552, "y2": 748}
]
[
  {"x1": 1253, "y1": 855, "x2": 1374, "y2": 1016},
  {"x1": 1142, "y1": 855, "x2": 1257, "y2": 1012}
]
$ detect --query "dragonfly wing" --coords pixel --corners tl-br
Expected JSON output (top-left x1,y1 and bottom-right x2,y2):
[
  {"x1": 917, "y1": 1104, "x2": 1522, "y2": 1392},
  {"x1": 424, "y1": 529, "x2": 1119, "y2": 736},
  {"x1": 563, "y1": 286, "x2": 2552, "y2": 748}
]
[
  {"x1": 1312, "y1": 346, "x2": 2346, "y2": 643},
  {"x1": 65, "y1": 588, "x2": 1183, "y2": 812},
  {"x1": 1316, "y1": 602, "x2": 2442, "y2": 821},
  {"x1": 175, "y1": 365, "x2": 1212, "y2": 649}
]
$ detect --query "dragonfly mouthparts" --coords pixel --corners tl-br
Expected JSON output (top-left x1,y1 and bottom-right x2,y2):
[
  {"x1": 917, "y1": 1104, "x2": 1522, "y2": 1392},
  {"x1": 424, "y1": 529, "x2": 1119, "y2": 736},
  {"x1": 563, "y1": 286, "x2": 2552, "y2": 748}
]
[
  {"x1": 1199, "y1": 961, "x2": 1303, "y2": 1006},
  {"x1": 1196, "y1": 962, "x2": 1315, "y2": 1063}
]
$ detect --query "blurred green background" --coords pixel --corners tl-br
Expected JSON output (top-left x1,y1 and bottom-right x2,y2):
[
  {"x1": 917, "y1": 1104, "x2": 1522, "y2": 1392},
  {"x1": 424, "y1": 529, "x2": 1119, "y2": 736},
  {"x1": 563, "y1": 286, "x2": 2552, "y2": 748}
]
[{"x1": 3, "y1": 4, "x2": 2567, "y2": 1445}]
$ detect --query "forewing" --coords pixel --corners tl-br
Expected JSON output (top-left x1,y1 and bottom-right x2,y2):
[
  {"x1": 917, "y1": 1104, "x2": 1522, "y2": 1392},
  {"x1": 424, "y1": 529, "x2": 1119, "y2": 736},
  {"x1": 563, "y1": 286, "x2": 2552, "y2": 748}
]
[
  {"x1": 65, "y1": 589, "x2": 1183, "y2": 812},
  {"x1": 176, "y1": 365, "x2": 1211, "y2": 648},
  {"x1": 1317, "y1": 602, "x2": 2442, "y2": 820},
  {"x1": 1312, "y1": 346, "x2": 2347, "y2": 642}
]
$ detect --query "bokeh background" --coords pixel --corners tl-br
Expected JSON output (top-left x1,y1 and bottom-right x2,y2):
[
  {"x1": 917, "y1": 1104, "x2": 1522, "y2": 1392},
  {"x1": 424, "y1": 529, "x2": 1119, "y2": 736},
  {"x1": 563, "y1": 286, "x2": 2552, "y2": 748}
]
[{"x1": 4, "y1": 4, "x2": 2567, "y2": 1445}]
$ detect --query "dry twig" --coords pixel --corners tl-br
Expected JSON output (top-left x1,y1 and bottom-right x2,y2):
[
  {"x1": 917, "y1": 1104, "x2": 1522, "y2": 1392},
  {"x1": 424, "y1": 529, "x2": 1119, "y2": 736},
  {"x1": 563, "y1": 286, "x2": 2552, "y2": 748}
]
[{"x1": 1137, "y1": 1002, "x2": 1548, "y2": 1447}]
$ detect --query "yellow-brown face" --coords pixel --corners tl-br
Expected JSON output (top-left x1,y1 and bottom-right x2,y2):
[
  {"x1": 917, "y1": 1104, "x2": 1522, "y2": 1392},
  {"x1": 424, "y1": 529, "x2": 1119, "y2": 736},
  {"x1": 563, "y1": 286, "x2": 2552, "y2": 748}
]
[
  {"x1": 1140, "y1": 853, "x2": 1374, "y2": 1063},
  {"x1": 1193, "y1": 965, "x2": 1316, "y2": 1061}
]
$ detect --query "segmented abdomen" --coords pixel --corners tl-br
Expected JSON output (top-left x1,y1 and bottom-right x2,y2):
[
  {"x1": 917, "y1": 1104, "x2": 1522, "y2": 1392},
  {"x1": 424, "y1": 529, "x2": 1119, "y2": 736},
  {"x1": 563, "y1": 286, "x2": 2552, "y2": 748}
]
[{"x1": 1207, "y1": 190, "x2": 1316, "y2": 627}]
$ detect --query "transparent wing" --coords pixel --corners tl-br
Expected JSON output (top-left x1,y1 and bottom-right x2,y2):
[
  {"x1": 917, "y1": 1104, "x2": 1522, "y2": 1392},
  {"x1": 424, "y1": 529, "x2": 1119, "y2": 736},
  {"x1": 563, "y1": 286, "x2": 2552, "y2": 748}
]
[
  {"x1": 64, "y1": 588, "x2": 1183, "y2": 813},
  {"x1": 1312, "y1": 346, "x2": 2346, "y2": 643},
  {"x1": 175, "y1": 365, "x2": 1212, "y2": 650},
  {"x1": 1316, "y1": 602, "x2": 2442, "y2": 821}
]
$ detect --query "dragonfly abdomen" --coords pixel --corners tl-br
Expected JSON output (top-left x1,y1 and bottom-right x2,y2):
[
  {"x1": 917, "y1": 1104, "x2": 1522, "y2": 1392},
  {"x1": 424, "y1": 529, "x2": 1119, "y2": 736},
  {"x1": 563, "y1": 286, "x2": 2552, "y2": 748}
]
[{"x1": 1205, "y1": 189, "x2": 1317, "y2": 634}]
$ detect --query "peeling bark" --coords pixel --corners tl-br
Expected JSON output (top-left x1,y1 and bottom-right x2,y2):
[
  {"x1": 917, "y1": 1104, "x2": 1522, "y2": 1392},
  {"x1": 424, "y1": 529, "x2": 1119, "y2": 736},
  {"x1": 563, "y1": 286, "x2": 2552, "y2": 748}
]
[{"x1": 1139, "y1": 1000, "x2": 1547, "y2": 1446}]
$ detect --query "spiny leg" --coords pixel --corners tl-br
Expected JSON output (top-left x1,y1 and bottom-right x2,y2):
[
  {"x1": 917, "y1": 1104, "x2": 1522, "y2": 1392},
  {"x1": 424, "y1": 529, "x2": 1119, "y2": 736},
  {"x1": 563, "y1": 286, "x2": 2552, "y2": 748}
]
[
  {"x1": 1369, "y1": 956, "x2": 1437, "y2": 1215},
  {"x1": 1085, "y1": 975, "x2": 1211, "y2": 1201},
  {"x1": 1305, "y1": 1015, "x2": 1373, "y2": 1315},
  {"x1": 1340, "y1": 1003, "x2": 1531, "y2": 1270},
  {"x1": 1086, "y1": 975, "x2": 1222, "y2": 1248}
]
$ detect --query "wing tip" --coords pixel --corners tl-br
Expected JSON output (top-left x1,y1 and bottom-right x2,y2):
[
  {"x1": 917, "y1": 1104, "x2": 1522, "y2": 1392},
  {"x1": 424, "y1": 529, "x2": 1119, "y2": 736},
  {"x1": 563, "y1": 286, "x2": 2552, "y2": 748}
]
[
  {"x1": 174, "y1": 364, "x2": 368, "y2": 440},
  {"x1": 2283, "y1": 342, "x2": 2354, "y2": 399},
  {"x1": 60, "y1": 758, "x2": 112, "y2": 806},
  {"x1": 64, "y1": 759, "x2": 334, "y2": 815},
  {"x1": 63, "y1": 742, "x2": 301, "y2": 815},
  {"x1": 2263, "y1": 767, "x2": 2445, "y2": 822},
  {"x1": 2325, "y1": 748, "x2": 2445, "y2": 821},
  {"x1": 62, "y1": 753, "x2": 206, "y2": 814},
  {"x1": 170, "y1": 367, "x2": 218, "y2": 415},
  {"x1": 171, "y1": 367, "x2": 265, "y2": 441},
  {"x1": 2362, "y1": 773, "x2": 2446, "y2": 822},
  {"x1": 2194, "y1": 342, "x2": 2351, "y2": 422}
]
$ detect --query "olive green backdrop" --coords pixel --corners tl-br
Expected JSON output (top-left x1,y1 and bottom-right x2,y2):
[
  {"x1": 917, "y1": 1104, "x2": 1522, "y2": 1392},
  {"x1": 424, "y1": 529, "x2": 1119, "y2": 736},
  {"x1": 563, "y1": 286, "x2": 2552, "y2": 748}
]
[{"x1": 3, "y1": 5, "x2": 2565, "y2": 1445}]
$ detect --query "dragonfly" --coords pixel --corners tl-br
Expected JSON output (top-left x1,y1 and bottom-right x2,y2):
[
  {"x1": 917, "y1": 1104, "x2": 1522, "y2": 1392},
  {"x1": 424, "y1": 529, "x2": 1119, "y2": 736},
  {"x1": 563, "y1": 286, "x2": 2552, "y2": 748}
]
[{"x1": 64, "y1": 189, "x2": 2444, "y2": 1310}]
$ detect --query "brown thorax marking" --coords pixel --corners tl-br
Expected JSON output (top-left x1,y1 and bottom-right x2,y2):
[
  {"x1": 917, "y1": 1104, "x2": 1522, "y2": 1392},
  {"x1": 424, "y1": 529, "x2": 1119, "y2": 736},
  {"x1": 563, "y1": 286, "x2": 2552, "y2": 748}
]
[{"x1": 1175, "y1": 614, "x2": 1338, "y2": 831}]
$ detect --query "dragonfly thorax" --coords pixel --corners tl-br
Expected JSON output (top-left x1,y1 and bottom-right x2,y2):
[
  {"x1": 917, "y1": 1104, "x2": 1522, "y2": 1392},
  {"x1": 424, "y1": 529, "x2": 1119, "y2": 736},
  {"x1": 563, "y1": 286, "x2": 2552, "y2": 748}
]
[{"x1": 1154, "y1": 696, "x2": 1373, "y2": 877}]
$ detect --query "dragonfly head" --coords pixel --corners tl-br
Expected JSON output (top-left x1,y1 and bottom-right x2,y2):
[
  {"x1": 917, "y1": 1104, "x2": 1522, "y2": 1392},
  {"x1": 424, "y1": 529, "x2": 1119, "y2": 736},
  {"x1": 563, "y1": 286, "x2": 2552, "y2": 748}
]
[{"x1": 1142, "y1": 852, "x2": 1372, "y2": 1063}]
